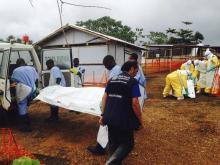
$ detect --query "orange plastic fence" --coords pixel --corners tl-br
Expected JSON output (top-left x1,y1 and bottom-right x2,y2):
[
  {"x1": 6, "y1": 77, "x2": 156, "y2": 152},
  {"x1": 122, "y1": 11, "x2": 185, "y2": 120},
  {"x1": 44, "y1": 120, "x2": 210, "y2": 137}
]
[
  {"x1": 142, "y1": 58, "x2": 187, "y2": 75},
  {"x1": 83, "y1": 70, "x2": 108, "y2": 87},
  {"x1": 0, "y1": 128, "x2": 44, "y2": 165}
]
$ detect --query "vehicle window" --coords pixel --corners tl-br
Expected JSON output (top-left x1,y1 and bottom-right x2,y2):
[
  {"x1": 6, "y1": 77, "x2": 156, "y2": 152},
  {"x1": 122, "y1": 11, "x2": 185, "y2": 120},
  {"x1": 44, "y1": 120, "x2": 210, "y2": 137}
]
[
  {"x1": 42, "y1": 49, "x2": 71, "y2": 70},
  {"x1": 19, "y1": 51, "x2": 33, "y2": 66},
  {"x1": 9, "y1": 51, "x2": 19, "y2": 64},
  {"x1": 0, "y1": 50, "x2": 9, "y2": 78},
  {"x1": 10, "y1": 50, "x2": 33, "y2": 66}
]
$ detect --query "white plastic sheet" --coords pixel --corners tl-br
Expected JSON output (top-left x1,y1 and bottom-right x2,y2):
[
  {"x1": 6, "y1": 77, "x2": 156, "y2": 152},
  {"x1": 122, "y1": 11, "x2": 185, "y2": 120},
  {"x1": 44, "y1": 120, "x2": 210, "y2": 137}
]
[
  {"x1": 97, "y1": 125, "x2": 108, "y2": 148},
  {"x1": 36, "y1": 86, "x2": 105, "y2": 116},
  {"x1": 138, "y1": 85, "x2": 145, "y2": 111},
  {"x1": 36, "y1": 85, "x2": 145, "y2": 116}
]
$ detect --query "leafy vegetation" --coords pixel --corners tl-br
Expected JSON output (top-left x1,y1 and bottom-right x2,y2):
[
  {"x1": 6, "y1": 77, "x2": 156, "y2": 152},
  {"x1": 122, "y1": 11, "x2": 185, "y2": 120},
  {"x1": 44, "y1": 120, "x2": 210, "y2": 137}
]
[
  {"x1": 76, "y1": 16, "x2": 137, "y2": 43},
  {"x1": 0, "y1": 35, "x2": 33, "y2": 44},
  {"x1": 147, "y1": 21, "x2": 204, "y2": 44}
]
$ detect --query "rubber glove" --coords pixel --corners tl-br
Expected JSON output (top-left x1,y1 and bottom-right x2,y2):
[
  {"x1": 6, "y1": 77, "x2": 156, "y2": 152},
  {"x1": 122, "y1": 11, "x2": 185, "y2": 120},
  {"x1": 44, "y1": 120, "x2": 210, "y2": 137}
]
[
  {"x1": 185, "y1": 88, "x2": 189, "y2": 95},
  {"x1": 207, "y1": 67, "x2": 216, "y2": 72}
]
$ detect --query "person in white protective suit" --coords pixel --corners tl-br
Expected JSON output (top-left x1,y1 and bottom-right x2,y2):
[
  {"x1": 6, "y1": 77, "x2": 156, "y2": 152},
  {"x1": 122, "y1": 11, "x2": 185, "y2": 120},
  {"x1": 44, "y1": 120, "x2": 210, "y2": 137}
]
[
  {"x1": 87, "y1": 55, "x2": 121, "y2": 155},
  {"x1": 163, "y1": 69, "x2": 193, "y2": 100},
  {"x1": 180, "y1": 59, "x2": 195, "y2": 74},
  {"x1": 193, "y1": 59, "x2": 207, "y2": 94},
  {"x1": 203, "y1": 49, "x2": 220, "y2": 94}
]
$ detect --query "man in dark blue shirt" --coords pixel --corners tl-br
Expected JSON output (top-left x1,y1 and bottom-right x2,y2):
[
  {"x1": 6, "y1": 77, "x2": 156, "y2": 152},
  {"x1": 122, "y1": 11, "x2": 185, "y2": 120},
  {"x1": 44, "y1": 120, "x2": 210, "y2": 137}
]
[
  {"x1": 87, "y1": 55, "x2": 121, "y2": 155},
  {"x1": 100, "y1": 61, "x2": 143, "y2": 165}
]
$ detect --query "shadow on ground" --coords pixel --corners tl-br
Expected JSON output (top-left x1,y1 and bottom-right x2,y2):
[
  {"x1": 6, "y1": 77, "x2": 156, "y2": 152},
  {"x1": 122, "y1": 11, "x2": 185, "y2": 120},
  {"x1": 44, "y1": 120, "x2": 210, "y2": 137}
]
[{"x1": 34, "y1": 154, "x2": 71, "y2": 165}]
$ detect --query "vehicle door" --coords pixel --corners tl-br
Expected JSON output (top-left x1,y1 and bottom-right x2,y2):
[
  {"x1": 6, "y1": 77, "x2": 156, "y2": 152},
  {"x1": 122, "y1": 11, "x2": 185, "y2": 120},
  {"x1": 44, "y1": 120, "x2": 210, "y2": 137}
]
[
  {"x1": 0, "y1": 49, "x2": 11, "y2": 110},
  {"x1": 4, "y1": 48, "x2": 40, "y2": 110},
  {"x1": 41, "y1": 48, "x2": 72, "y2": 87}
]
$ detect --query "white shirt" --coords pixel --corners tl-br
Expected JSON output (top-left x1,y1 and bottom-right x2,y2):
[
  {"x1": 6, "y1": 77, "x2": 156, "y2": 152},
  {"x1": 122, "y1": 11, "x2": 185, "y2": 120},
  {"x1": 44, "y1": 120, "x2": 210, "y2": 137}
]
[
  {"x1": 109, "y1": 65, "x2": 121, "y2": 80},
  {"x1": 49, "y1": 66, "x2": 66, "y2": 87}
]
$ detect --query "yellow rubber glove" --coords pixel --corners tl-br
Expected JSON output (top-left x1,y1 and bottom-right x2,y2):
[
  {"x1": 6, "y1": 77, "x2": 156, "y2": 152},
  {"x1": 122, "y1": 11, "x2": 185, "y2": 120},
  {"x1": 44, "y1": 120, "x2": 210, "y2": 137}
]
[{"x1": 70, "y1": 67, "x2": 78, "y2": 75}]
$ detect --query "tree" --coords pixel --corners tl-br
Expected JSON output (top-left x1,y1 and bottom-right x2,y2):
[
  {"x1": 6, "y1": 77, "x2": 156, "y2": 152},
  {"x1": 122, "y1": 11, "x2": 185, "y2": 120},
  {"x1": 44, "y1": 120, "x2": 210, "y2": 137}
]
[
  {"x1": 166, "y1": 28, "x2": 177, "y2": 44},
  {"x1": 166, "y1": 21, "x2": 204, "y2": 44},
  {"x1": 176, "y1": 28, "x2": 194, "y2": 44},
  {"x1": 193, "y1": 31, "x2": 204, "y2": 44},
  {"x1": 166, "y1": 28, "x2": 176, "y2": 35},
  {"x1": 1, "y1": 35, "x2": 33, "y2": 44},
  {"x1": 16, "y1": 38, "x2": 22, "y2": 43},
  {"x1": 182, "y1": 21, "x2": 192, "y2": 26},
  {"x1": 76, "y1": 16, "x2": 136, "y2": 43},
  {"x1": 135, "y1": 28, "x2": 147, "y2": 46},
  {"x1": 146, "y1": 32, "x2": 168, "y2": 44},
  {"x1": 7, "y1": 35, "x2": 16, "y2": 42}
]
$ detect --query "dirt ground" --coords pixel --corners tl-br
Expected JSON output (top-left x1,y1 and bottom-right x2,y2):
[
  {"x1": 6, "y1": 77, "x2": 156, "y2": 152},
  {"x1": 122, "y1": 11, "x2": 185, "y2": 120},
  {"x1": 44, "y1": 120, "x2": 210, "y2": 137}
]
[{"x1": 3, "y1": 72, "x2": 220, "y2": 165}]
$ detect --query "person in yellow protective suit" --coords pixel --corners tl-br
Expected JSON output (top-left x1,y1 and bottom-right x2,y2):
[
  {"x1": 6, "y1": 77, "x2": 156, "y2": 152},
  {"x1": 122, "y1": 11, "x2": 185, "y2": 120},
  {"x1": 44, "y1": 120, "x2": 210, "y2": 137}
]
[
  {"x1": 193, "y1": 59, "x2": 208, "y2": 93},
  {"x1": 163, "y1": 70, "x2": 192, "y2": 100},
  {"x1": 204, "y1": 49, "x2": 220, "y2": 94},
  {"x1": 180, "y1": 60, "x2": 195, "y2": 73}
]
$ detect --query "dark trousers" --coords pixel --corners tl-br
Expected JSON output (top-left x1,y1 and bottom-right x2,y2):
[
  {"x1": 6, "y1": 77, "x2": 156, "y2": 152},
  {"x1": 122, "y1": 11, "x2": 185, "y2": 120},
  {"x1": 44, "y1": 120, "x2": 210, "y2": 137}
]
[
  {"x1": 106, "y1": 125, "x2": 134, "y2": 165},
  {"x1": 50, "y1": 105, "x2": 59, "y2": 118}
]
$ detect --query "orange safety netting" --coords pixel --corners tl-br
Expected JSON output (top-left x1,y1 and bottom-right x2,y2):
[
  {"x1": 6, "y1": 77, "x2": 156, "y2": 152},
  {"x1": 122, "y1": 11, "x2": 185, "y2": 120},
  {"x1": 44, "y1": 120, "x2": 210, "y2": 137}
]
[
  {"x1": 142, "y1": 58, "x2": 187, "y2": 75},
  {"x1": 83, "y1": 70, "x2": 108, "y2": 87},
  {"x1": 0, "y1": 128, "x2": 44, "y2": 165}
]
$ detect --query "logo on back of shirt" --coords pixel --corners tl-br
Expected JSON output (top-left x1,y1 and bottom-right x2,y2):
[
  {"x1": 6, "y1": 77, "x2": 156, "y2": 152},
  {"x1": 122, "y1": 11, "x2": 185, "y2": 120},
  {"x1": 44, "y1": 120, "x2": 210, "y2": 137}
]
[{"x1": 111, "y1": 76, "x2": 117, "y2": 80}]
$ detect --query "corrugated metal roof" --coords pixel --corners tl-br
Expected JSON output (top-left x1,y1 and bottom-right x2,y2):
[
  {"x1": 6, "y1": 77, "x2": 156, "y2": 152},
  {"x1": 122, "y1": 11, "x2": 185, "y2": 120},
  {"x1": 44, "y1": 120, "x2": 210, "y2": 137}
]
[
  {"x1": 34, "y1": 24, "x2": 144, "y2": 50},
  {"x1": 147, "y1": 44, "x2": 212, "y2": 48}
]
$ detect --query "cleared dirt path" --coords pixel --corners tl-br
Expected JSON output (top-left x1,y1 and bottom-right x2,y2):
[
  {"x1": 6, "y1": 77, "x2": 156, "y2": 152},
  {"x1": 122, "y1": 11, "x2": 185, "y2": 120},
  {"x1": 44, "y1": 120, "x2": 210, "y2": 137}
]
[{"x1": 7, "y1": 73, "x2": 220, "y2": 165}]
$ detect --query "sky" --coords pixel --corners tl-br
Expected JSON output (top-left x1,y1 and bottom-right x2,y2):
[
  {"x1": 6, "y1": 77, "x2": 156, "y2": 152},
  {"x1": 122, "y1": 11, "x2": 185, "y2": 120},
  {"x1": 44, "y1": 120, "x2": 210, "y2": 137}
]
[{"x1": 0, "y1": 0, "x2": 220, "y2": 45}]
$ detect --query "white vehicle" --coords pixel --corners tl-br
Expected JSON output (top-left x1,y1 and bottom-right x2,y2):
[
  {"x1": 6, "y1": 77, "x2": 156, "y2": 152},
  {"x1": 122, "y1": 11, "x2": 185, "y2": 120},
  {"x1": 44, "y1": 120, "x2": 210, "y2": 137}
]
[
  {"x1": 0, "y1": 42, "x2": 79, "y2": 114},
  {"x1": 0, "y1": 42, "x2": 41, "y2": 112}
]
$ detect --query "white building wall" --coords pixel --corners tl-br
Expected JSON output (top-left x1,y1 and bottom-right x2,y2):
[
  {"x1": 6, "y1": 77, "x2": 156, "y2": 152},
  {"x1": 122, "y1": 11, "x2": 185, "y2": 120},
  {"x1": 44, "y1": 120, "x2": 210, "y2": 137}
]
[
  {"x1": 43, "y1": 31, "x2": 73, "y2": 46},
  {"x1": 108, "y1": 43, "x2": 124, "y2": 66},
  {"x1": 115, "y1": 44, "x2": 125, "y2": 66},
  {"x1": 39, "y1": 28, "x2": 142, "y2": 84},
  {"x1": 108, "y1": 43, "x2": 142, "y2": 66},
  {"x1": 43, "y1": 30, "x2": 106, "y2": 47},
  {"x1": 72, "y1": 45, "x2": 107, "y2": 64},
  {"x1": 107, "y1": 44, "x2": 116, "y2": 58},
  {"x1": 72, "y1": 45, "x2": 108, "y2": 83}
]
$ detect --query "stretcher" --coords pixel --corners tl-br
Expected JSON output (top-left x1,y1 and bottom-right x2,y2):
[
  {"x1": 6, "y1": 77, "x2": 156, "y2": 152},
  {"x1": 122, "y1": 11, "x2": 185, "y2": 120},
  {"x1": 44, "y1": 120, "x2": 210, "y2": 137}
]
[
  {"x1": 36, "y1": 86, "x2": 104, "y2": 116},
  {"x1": 36, "y1": 85, "x2": 145, "y2": 116}
]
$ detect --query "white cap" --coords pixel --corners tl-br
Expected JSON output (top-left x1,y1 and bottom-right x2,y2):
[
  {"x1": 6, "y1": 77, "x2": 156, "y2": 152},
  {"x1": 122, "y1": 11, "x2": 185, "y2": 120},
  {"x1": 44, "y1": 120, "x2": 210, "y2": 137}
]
[
  {"x1": 186, "y1": 60, "x2": 192, "y2": 65},
  {"x1": 204, "y1": 48, "x2": 212, "y2": 56}
]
